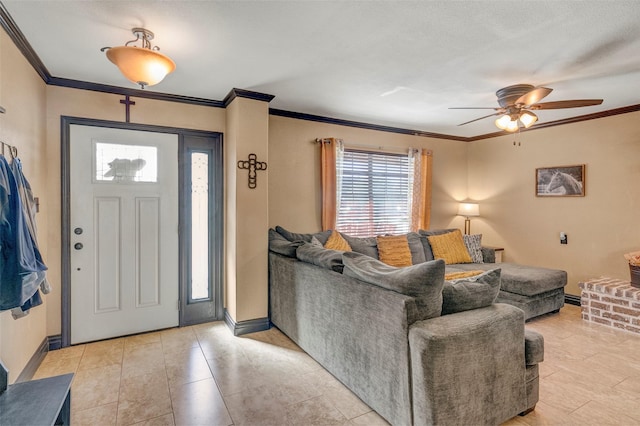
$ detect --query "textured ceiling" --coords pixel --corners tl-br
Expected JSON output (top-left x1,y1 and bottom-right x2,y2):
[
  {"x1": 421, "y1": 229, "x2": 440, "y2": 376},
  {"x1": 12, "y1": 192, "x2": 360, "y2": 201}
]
[{"x1": 2, "y1": 1, "x2": 640, "y2": 138}]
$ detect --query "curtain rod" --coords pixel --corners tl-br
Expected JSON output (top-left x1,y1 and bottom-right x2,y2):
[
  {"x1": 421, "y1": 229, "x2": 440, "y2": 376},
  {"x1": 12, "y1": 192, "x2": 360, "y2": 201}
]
[{"x1": 313, "y1": 138, "x2": 431, "y2": 155}]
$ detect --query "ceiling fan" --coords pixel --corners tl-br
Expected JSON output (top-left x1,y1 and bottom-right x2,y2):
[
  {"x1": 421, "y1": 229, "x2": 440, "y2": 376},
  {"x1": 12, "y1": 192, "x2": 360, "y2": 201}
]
[{"x1": 450, "y1": 84, "x2": 603, "y2": 132}]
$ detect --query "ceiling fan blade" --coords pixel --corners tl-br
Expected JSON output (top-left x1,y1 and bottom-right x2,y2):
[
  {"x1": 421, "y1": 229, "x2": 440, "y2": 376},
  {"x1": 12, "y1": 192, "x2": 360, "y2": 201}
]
[
  {"x1": 458, "y1": 112, "x2": 501, "y2": 126},
  {"x1": 449, "y1": 107, "x2": 502, "y2": 110},
  {"x1": 530, "y1": 99, "x2": 603, "y2": 110},
  {"x1": 515, "y1": 86, "x2": 553, "y2": 106}
]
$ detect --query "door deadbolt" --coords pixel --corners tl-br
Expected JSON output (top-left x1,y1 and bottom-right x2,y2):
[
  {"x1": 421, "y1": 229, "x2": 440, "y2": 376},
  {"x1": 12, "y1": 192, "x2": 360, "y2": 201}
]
[
  {"x1": 74, "y1": 227, "x2": 83, "y2": 235},
  {"x1": 74, "y1": 242, "x2": 83, "y2": 250}
]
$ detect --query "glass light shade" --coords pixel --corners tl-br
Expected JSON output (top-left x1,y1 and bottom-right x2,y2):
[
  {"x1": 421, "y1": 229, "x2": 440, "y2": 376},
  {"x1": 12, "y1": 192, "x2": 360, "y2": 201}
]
[
  {"x1": 106, "y1": 46, "x2": 176, "y2": 87},
  {"x1": 457, "y1": 202, "x2": 480, "y2": 217},
  {"x1": 495, "y1": 115, "x2": 511, "y2": 130},
  {"x1": 519, "y1": 111, "x2": 538, "y2": 128},
  {"x1": 505, "y1": 119, "x2": 519, "y2": 132}
]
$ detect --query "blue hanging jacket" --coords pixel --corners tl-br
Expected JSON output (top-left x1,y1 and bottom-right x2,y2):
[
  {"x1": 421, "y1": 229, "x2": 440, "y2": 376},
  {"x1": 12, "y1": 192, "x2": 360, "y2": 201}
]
[{"x1": 0, "y1": 155, "x2": 47, "y2": 311}]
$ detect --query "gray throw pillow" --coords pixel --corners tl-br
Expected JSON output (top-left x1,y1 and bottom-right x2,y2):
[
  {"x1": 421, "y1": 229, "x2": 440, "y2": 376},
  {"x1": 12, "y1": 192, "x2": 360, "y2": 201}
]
[
  {"x1": 441, "y1": 268, "x2": 501, "y2": 315},
  {"x1": 463, "y1": 234, "x2": 483, "y2": 263},
  {"x1": 296, "y1": 242, "x2": 345, "y2": 273},
  {"x1": 341, "y1": 233, "x2": 379, "y2": 259},
  {"x1": 342, "y1": 252, "x2": 445, "y2": 320},
  {"x1": 275, "y1": 225, "x2": 332, "y2": 245},
  {"x1": 418, "y1": 228, "x2": 457, "y2": 261},
  {"x1": 269, "y1": 228, "x2": 303, "y2": 257}
]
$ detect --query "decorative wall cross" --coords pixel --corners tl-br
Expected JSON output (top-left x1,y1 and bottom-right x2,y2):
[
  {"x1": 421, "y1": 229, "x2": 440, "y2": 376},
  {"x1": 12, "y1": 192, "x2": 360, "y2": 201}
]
[
  {"x1": 119, "y1": 95, "x2": 136, "y2": 123},
  {"x1": 237, "y1": 153, "x2": 267, "y2": 189}
]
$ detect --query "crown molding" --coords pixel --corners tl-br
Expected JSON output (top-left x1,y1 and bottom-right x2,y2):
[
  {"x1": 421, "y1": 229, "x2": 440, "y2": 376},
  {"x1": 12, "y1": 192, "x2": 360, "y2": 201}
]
[{"x1": 223, "y1": 88, "x2": 275, "y2": 106}]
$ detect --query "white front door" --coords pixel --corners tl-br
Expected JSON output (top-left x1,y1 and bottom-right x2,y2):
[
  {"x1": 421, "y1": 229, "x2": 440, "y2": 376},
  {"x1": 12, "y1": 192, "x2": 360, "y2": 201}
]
[{"x1": 69, "y1": 125, "x2": 179, "y2": 344}]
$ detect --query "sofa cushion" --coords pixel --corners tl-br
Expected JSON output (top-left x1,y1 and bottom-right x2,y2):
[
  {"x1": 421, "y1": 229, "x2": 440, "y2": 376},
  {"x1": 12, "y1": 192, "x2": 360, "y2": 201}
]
[
  {"x1": 377, "y1": 235, "x2": 412, "y2": 267},
  {"x1": 269, "y1": 228, "x2": 304, "y2": 257},
  {"x1": 418, "y1": 228, "x2": 457, "y2": 261},
  {"x1": 407, "y1": 232, "x2": 427, "y2": 264},
  {"x1": 342, "y1": 234, "x2": 379, "y2": 259},
  {"x1": 428, "y1": 230, "x2": 473, "y2": 264},
  {"x1": 324, "y1": 230, "x2": 352, "y2": 251},
  {"x1": 441, "y1": 268, "x2": 501, "y2": 315},
  {"x1": 463, "y1": 234, "x2": 484, "y2": 263},
  {"x1": 445, "y1": 262, "x2": 567, "y2": 297},
  {"x1": 342, "y1": 252, "x2": 445, "y2": 320},
  {"x1": 296, "y1": 242, "x2": 345, "y2": 273},
  {"x1": 275, "y1": 225, "x2": 332, "y2": 245}
]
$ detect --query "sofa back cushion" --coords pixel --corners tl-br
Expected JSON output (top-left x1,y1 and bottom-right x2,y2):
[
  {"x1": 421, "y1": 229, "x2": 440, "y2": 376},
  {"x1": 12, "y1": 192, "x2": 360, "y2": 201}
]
[
  {"x1": 342, "y1": 252, "x2": 445, "y2": 320},
  {"x1": 441, "y1": 268, "x2": 501, "y2": 315},
  {"x1": 269, "y1": 228, "x2": 303, "y2": 257},
  {"x1": 296, "y1": 242, "x2": 345, "y2": 273},
  {"x1": 342, "y1": 234, "x2": 379, "y2": 259},
  {"x1": 275, "y1": 225, "x2": 332, "y2": 245},
  {"x1": 427, "y1": 229, "x2": 473, "y2": 264}
]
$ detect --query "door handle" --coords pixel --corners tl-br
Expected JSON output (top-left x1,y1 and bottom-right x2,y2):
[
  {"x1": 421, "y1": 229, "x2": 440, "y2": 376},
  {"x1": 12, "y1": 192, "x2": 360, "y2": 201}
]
[{"x1": 74, "y1": 242, "x2": 83, "y2": 250}]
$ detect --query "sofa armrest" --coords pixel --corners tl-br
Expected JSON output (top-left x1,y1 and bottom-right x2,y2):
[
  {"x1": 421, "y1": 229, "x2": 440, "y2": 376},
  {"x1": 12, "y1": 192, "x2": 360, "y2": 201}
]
[
  {"x1": 525, "y1": 328, "x2": 544, "y2": 365},
  {"x1": 481, "y1": 247, "x2": 496, "y2": 263},
  {"x1": 409, "y1": 303, "x2": 529, "y2": 425}
]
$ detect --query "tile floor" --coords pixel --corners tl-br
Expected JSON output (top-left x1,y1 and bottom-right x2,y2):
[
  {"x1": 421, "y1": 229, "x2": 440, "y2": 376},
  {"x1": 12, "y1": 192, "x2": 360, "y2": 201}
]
[{"x1": 32, "y1": 304, "x2": 640, "y2": 425}]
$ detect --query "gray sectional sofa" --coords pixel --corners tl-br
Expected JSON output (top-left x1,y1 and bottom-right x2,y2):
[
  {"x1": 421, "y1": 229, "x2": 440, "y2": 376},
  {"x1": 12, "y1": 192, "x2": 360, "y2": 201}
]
[{"x1": 268, "y1": 227, "x2": 547, "y2": 425}]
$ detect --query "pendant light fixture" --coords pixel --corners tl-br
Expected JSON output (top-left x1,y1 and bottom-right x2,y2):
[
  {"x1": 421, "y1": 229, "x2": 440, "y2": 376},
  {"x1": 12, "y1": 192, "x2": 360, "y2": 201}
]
[{"x1": 101, "y1": 28, "x2": 176, "y2": 89}]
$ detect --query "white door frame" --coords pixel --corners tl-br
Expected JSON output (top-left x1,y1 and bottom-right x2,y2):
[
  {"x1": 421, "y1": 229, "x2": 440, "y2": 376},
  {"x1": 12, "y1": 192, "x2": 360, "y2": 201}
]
[{"x1": 60, "y1": 116, "x2": 224, "y2": 348}]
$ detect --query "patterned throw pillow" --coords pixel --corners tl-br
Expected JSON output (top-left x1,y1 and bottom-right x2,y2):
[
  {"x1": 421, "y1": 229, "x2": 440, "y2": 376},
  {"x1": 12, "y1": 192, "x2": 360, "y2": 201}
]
[
  {"x1": 463, "y1": 234, "x2": 483, "y2": 263},
  {"x1": 427, "y1": 229, "x2": 472, "y2": 264},
  {"x1": 324, "y1": 230, "x2": 352, "y2": 252},
  {"x1": 376, "y1": 235, "x2": 413, "y2": 267},
  {"x1": 444, "y1": 270, "x2": 484, "y2": 281}
]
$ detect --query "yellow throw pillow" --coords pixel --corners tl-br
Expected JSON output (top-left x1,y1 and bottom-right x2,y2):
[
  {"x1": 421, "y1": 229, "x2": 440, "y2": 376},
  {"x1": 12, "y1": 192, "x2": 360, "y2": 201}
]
[
  {"x1": 324, "y1": 231, "x2": 352, "y2": 252},
  {"x1": 377, "y1": 235, "x2": 413, "y2": 267},
  {"x1": 427, "y1": 230, "x2": 473, "y2": 264},
  {"x1": 444, "y1": 270, "x2": 485, "y2": 281}
]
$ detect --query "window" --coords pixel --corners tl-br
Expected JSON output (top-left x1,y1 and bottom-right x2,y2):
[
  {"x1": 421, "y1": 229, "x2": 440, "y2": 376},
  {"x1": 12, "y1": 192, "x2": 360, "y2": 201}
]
[
  {"x1": 336, "y1": 149, "x2": 415, "y2": 237},
  {"x1": 94, "y1": 141, "x2": 157, "y2": 183}
]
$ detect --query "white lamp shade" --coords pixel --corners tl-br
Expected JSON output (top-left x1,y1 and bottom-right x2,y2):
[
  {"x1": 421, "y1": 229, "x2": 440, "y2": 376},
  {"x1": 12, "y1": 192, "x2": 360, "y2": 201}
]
[
  {"x1": 106, "y1": 46, "x2": 176, "y2": 87},
  {"x1": 458, "y1": 202, "x2": 480, "y2": 217}
]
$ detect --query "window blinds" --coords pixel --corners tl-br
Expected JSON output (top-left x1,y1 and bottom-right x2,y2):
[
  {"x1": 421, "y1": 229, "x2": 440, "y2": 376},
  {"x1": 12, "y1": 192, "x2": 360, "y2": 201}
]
[{"x1": 336, "y1": 149, "x2": 413, "y2": 237}]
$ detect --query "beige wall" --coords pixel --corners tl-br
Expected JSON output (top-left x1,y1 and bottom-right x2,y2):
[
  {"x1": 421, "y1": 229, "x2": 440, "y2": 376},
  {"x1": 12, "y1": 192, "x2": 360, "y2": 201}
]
[
  {"x1": 268, "y1": 115, "x2": 470, "y2": 233},
  {"x1": 44, "y1": 86, "x2": 226, "y2": 336},
  {"x1": 467, "y1": 112, "x2": 640, "y2": 296},
  {"x1": 225, "y1": 97, "x2": 270, "y2": 323},
  {"x1": 0, "y1": 30, "x2": 48, "y2": 383}
]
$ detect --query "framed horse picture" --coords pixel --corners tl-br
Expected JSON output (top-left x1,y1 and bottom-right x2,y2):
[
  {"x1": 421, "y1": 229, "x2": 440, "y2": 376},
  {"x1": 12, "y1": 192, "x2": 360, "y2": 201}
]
[{"x1": 536, "y1": 165, "x2": 585, "y2": 197}]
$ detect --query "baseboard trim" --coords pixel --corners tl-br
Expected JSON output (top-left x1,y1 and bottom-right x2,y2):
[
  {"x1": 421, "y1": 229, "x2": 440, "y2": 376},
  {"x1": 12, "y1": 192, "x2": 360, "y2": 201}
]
[
  {"x1": 224, "y1": 310, "x2": 271, "y2": 336},
  {"x1": 15, "y1": 337, "x2": 48, "y2": 383},
  {"x1": 565, "y1": 294, "x2": 581, "y2": 306},
  {"x1": 48, "y1": 334, "x2": 62, "y2": 351}
]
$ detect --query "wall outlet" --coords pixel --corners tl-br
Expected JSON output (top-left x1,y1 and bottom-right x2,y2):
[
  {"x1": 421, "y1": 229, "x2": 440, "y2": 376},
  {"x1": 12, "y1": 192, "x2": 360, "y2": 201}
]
[{"x1": 560, "y1": 232, "x2": 568, "y2": 244}]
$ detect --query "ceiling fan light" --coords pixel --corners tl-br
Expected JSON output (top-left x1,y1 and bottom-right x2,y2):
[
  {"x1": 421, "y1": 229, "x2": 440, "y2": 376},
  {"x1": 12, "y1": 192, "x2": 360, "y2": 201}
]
[
  {"x1": 505, "y1": 119, "x2": 519, "y2": 132},
  {"x1": 495, "y1": 114, "x2": 511, "y2": 130},
  {"x1": 519, "y1": 111, "x2": 538, "y2": 128}
]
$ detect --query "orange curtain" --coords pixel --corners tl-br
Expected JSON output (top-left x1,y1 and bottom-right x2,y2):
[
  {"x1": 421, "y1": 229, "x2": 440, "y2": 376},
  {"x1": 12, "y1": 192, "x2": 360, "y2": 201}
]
[
  {"x1": 320, "y1": 138, "x2": 340, "y2": 231},
  {"x1": 411, "y1": 149, "x2": 433, "y2": 231}
]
